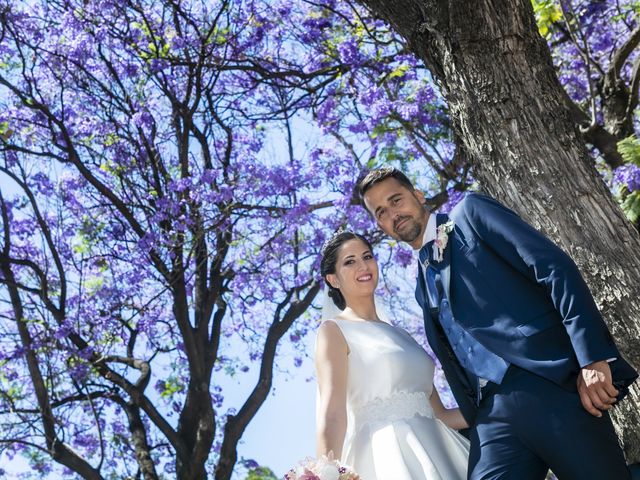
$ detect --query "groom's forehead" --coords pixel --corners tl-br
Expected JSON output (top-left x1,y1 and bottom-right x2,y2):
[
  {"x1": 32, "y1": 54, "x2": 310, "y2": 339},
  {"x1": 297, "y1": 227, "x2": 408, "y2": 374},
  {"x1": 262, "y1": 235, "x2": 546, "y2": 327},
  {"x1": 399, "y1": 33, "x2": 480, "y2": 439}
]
[{"x1": 366, "y1": 178, "x2": 412, "y2": 204}]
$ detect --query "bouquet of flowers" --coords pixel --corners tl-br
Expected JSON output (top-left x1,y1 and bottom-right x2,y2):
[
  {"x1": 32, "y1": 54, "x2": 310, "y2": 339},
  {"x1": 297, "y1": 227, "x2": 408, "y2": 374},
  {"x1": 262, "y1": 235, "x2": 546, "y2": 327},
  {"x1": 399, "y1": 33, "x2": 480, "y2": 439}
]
[{"x1": 284, "y1": 453, "x2": 360, "y2": 480}]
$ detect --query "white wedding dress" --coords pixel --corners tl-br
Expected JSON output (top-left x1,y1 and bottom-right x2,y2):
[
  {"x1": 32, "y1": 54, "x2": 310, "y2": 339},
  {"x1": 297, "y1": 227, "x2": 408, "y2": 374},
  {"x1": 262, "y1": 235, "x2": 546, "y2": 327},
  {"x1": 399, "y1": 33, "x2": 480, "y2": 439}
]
[{"x1": 328, "y1": 319, "x2": 469, "y2": 480}]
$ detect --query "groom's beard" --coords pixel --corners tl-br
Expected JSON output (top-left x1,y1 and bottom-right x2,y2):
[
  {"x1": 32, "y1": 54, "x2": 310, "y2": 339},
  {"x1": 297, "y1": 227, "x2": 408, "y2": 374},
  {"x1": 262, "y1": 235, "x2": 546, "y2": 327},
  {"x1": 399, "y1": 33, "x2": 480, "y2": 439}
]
[{"x1": 393, "y1": 216, "x2": 422, "y2": 243}]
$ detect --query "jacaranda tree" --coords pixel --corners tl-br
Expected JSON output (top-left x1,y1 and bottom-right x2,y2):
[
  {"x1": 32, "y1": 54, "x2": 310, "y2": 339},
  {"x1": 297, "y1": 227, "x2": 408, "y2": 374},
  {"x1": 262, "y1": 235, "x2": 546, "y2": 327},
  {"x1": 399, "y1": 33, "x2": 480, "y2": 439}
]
[
  {"x1": 0, "y1": 0, "x2": 460, "y2": 478},
  {"x1": 1, "y1": 0, "x2": 640, "y2": 478}
]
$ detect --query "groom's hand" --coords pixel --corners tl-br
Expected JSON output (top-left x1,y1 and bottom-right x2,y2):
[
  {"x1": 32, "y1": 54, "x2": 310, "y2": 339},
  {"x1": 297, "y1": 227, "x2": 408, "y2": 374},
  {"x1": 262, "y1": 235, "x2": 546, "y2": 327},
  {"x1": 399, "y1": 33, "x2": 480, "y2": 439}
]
[{"x1": 577, "y1": 360, "x2": 618, "y2": 417}]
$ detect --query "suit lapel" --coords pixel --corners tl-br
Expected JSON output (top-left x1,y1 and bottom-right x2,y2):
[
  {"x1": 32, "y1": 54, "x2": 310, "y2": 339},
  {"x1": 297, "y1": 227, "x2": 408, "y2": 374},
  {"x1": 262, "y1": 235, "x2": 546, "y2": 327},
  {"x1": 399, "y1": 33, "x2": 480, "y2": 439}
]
[
  {"x1": 415, "y1": 262, "x2": 427, "y2": 306},
  {"x1": 433, "y1": 213, "x2": 452, "y2": 302}
]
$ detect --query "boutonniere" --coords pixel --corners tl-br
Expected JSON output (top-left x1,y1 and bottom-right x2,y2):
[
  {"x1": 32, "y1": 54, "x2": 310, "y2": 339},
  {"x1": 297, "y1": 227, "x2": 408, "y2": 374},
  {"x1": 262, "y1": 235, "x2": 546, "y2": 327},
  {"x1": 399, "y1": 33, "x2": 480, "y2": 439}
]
[{"x1": 432, "y1": 220, "x2": 454, "y2": 262}]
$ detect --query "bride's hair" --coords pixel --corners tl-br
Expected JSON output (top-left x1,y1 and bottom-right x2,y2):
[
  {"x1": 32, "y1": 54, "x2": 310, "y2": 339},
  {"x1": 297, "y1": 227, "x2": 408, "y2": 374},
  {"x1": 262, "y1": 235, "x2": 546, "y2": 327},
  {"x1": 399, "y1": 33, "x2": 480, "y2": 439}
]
[{"x1": 320, "y1": 231, "x2": 374, "y2": 310}]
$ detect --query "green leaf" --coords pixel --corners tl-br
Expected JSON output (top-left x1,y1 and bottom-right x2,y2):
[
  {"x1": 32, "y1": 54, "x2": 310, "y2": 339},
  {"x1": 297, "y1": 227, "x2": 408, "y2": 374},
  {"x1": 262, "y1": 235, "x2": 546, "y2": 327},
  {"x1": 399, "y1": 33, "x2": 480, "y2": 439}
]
[
  {"x1": 621, "y1": 190, "x2": 640, "y2": 224},
  {"x1": 388, "y1": 65, "x2": 409, "y2": 80},
  {"x1": 72, "y1": 234, "x2": 91, "y2": 255},
  {"x1": 103, "y1": 132, "x2": 119, "y2": 147},
  {"x1": 160, "y1": 376, "x2": 184, "y2": 398},
  {"x1": 245, "y1": 466, "x2": 278, "y2": 480},
  {"x1": 532, "y1": 0, "x2": 563, "y2": 38},
  {"x1": 85, "y1": 274, "x2": 105, "y2": 293},
  {"x1": 617, "y1": 135, "x2": 640, "y2": 167},
  {"x1": 0, "y1": 120, "x2": 13, "y2": 140}
]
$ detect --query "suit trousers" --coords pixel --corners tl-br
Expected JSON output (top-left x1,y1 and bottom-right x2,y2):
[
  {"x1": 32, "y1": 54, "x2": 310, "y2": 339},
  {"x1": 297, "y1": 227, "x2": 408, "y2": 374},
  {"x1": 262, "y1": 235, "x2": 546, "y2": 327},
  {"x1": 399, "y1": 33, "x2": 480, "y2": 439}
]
[{"x1": 468, "y1": 365, "x2": 630, "y2": 480}]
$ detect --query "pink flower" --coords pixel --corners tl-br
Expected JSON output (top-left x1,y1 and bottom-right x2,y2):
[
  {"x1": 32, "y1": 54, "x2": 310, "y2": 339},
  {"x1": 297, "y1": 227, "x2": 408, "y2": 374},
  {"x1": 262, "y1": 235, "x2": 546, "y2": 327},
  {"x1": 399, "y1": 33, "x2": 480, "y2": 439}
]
[
  {"x1": 432, "y1": 220, "x2": 454, "y2": 262},
  {"x1": 299, "y1": 468, "x2": 322, "y2": 480},
  {"x1": 285, "y1": 454, "x2": 359, "y2": 480}
]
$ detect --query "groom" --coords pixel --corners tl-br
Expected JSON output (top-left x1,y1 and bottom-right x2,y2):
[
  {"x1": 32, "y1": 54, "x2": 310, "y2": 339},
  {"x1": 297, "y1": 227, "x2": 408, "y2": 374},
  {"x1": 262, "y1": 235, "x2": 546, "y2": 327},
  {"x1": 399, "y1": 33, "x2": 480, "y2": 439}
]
[{"x1": 358, "y1": 167, "x2": 638, "y2": 480}]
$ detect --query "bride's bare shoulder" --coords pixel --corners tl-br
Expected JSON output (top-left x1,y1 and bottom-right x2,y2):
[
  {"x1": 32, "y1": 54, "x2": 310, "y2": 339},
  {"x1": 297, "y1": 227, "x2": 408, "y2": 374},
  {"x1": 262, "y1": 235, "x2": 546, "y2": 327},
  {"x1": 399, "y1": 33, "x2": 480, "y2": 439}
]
[
  {"x1": 316, "y1": 320, "x2": 348, "y2": 354},
  {"x1": 317, "y1": 319, "x2": 343, "y2": 337}
]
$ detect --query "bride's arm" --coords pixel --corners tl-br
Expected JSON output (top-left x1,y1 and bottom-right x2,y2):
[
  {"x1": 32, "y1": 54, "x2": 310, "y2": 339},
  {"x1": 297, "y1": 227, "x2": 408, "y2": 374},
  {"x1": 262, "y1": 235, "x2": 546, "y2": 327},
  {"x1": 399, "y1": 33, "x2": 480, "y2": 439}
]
[
  {"x1": 430, "y1": 389, "x2": 469, "y2": 430},
  {"x1": 315, "y1": 321, "x2": 349, "y2": 458}
]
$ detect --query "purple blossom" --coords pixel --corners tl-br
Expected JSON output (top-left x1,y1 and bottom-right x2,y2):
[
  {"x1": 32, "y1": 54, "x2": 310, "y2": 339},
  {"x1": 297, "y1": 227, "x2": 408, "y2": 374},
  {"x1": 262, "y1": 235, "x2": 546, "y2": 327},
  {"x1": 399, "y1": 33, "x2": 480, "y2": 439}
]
[
  {"x1": 132, "y1": 110, "x2": 154, "y2": 129},
  {"x1": 123, "y1": 62, "x2": 139, "y2": 77},
  {"x1": 614, "y1": 164, "x2": 640, "y2": 191},
  {"x1": 360, "y1": 85, "x2": 382, "y2": 107},
  {"x1": 289, "y1": 332, "x2": 301, "y2": 343},
  {"x1": 337, "y1": 38, "x2": 362, "y2": 65},
  {"x1": 393, "y1": 245, "x2": 415, "y2": 268},
  {"x1": 54, "y1": 324, "x2": 73, "y2": 340},
  {"x1": 77, "y1": 346, "x2": 94, "y2": 360},
  {"x1": 440, "y1": 189, "x2": 466, "y2": 213},
  {"x1": 396, "y1": 102, "x2": 420, "y2": 121},
  {"x1": 243, "y1": 459, "x2": 260, "y2": 469},
  {"x1": 5, "y1": 150, "x2": 18, "y2": 166}
]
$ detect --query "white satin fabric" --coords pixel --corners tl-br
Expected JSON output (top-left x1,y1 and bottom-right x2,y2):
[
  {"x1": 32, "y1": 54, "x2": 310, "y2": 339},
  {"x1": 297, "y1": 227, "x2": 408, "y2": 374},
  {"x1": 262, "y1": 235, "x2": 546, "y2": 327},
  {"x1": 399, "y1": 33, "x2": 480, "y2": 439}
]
[{"x1": 330, "y1": 319, "x2": 469, "y2": 480}]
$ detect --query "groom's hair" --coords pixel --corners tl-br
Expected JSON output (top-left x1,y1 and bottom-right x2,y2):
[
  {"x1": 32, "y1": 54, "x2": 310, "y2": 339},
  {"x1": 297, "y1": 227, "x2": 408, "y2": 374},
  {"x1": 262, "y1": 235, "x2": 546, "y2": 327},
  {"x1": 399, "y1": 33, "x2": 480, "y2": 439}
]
[{"x1": 356, "y1": 167, "x2": 415, "y2": 204}]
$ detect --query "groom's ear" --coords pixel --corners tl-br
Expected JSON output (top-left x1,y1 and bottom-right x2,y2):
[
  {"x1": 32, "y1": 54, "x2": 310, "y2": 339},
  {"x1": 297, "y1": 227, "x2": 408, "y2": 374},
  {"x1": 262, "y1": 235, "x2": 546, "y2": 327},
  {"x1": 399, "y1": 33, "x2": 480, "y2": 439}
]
[{"x1": 414, "y1": 189, "x2": 426, "y2": 204}]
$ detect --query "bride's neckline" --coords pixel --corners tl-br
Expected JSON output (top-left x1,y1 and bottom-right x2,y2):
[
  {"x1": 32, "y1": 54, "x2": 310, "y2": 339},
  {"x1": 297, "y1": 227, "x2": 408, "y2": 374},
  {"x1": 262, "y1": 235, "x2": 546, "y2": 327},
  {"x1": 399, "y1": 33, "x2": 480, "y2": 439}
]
[{"x1": 334, "y1": 316, "x2": 387, "y2": 324}]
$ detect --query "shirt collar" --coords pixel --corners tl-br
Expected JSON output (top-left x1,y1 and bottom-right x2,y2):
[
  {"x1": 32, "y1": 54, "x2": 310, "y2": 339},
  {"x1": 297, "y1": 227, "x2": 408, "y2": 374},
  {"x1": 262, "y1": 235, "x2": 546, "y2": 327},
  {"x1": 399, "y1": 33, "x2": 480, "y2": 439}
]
[{"x1": 421, "y1": 213, "x2": 436, "y2": 247}]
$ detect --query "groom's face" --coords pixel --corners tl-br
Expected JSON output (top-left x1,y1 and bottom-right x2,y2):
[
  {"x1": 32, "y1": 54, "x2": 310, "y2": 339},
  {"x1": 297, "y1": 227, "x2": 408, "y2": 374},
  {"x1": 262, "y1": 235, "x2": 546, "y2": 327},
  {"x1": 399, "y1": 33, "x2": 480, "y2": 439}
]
[{"x1": 363, "y1": 178, "x2": 429, "y2": 249}]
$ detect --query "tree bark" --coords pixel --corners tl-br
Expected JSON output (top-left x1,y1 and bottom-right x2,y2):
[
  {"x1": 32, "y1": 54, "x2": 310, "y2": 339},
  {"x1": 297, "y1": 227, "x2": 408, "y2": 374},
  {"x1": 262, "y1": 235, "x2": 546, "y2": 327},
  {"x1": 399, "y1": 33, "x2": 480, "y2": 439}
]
[{"x1": 357, "y1": 0, "x2": 640, "y2": 461}]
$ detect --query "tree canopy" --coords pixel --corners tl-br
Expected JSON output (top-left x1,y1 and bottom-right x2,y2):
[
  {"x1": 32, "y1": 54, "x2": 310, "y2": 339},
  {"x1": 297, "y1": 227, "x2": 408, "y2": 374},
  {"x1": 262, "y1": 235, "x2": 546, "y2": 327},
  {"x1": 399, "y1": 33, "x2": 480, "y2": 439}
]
[{"x1": 0, "y1": 0, "x2": 639, "y2": 478}]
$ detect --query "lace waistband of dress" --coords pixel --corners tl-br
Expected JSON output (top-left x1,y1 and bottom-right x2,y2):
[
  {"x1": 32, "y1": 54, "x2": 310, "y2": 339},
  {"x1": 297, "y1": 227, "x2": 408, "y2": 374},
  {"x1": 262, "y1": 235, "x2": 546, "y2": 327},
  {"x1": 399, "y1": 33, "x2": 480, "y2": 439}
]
[{"x1": 351, "y1": 390, "x2": 435, "y2": 431}]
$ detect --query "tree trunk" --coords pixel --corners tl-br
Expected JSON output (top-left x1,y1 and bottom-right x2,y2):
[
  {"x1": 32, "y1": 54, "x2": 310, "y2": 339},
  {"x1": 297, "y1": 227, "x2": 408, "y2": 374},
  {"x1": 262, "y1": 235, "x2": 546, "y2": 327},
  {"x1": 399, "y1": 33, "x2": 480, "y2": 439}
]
[{"x1": 357, "y1": 0, "x2": 640, "y2": 461}]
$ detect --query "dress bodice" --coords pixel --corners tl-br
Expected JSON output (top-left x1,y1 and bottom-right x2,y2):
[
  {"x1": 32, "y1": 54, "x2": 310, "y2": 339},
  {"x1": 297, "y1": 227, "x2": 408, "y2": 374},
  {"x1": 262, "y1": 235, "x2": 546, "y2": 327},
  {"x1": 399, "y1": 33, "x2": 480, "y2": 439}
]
[
  {"x1": 331, "y1": 320, "x2": 435, "y2": 421},
  {"x1": 319, "y1": 319, "x2": 470, "y2": 479}
]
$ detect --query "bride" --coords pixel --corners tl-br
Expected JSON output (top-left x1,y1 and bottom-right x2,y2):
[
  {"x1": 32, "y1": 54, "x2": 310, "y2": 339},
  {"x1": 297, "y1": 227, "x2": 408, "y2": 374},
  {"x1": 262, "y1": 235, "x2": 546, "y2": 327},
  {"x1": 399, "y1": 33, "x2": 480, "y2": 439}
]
[{"x1": 315, "y1": 231, "x2": 470, "y2": 479}]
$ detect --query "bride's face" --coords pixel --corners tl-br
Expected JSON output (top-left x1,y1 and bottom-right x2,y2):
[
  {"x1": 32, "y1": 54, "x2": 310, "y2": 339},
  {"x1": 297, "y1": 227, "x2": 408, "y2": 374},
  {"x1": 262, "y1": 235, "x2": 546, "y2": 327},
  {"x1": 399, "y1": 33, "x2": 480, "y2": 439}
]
[{"x1": 326, "y1": 238, "x2": 379, "y2": 302}]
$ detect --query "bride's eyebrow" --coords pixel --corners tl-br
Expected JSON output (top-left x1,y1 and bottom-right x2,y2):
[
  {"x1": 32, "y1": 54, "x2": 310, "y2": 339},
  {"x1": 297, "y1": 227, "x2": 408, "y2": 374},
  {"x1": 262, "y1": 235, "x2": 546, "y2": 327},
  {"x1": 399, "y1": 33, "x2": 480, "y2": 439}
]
[{"x1": 342, "y1": 251, "x2": 372, "y2": 261}]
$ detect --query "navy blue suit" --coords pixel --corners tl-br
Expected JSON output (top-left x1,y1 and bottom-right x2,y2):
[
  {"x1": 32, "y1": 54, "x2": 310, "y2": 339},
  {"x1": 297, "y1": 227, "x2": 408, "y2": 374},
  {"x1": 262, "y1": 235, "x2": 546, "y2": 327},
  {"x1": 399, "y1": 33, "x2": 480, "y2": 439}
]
[{"x1": 415, "y1": 193, "x2": 637, "y2": 479}]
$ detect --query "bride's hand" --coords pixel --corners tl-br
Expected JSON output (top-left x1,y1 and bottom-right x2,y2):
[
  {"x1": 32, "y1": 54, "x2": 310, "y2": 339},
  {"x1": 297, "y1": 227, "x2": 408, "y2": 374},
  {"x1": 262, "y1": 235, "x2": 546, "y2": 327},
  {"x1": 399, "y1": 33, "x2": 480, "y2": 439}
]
[{"x1": 577, "y1": 360, "x2": 618, "y2": 417}]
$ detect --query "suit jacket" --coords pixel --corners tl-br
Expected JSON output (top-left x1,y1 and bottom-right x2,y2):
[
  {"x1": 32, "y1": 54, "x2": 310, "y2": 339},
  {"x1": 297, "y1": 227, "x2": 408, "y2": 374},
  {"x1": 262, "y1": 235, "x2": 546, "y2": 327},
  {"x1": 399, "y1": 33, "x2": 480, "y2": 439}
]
[{"x1": 415, "y1": 193, "x2": 638, "y2": 424}]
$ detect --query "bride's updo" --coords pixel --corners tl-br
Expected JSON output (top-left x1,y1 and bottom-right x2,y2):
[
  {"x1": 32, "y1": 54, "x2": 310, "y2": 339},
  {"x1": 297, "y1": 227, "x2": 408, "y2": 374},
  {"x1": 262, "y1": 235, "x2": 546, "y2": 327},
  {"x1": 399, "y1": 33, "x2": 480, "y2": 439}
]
[{"x1": 320, "y1": 231, "x2": 374, "y2": 310}]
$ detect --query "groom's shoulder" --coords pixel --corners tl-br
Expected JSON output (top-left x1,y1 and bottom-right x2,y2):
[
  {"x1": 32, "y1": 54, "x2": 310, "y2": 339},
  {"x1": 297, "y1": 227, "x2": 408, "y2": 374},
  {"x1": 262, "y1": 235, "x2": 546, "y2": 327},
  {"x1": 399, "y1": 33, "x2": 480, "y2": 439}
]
[
  {"x1": 450, "y1": 193, "x2": 519, "y2": 229},
  {"x1": 451, "y1": 192, "x2": 499, "y2": 217}
]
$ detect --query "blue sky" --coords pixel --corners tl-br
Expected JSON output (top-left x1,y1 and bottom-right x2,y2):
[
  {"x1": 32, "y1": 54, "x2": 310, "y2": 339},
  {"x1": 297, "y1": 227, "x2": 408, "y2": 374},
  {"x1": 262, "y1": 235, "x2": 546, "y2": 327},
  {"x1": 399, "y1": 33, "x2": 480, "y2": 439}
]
[{"x1": 230, "y1": 334, "x2": 317, "y2": 477}]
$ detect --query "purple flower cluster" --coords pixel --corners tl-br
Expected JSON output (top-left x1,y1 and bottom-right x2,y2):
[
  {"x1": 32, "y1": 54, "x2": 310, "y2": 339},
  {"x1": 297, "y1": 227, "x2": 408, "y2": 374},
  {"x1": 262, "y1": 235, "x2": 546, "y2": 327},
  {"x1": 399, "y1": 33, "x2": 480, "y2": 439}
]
[
  {"x1": 440, "y1": 189, "x2": 467, "y2": 214},
  {"x1": 548, "y1": 1, "x2": 638, "y2": 111},
  {"x1": 614, "y1": 164, "x2": 640, "y2": 192}
]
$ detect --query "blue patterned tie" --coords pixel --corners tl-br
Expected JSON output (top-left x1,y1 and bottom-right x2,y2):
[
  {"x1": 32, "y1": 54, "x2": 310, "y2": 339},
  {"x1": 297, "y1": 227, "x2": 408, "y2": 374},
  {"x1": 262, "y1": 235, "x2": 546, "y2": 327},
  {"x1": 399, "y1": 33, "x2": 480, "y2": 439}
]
[
  {"x1": 419, "y1": 243, "x2": 441, "y2": 309},
  {"x1": 419, "y1": 244, "x2": 509, "y2": 386}
]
